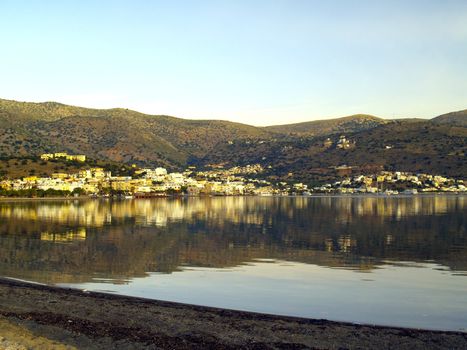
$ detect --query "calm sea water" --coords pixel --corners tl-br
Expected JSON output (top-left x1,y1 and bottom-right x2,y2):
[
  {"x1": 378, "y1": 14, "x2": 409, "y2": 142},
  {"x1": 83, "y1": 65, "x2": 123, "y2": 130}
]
[{"x1": 0, "y1": 196, "x2": 466, "y2": 331}]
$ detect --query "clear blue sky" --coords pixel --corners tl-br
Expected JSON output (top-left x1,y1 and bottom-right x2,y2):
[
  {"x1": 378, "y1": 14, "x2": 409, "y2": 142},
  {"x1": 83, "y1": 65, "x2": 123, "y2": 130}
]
[{"x1": 1, "y1": 0, "x2": 466, "y2": 125}]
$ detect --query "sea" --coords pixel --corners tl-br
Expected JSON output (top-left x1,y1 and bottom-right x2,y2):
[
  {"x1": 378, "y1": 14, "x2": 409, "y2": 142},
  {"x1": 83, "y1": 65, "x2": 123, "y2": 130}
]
[{"x1": 0, "y1": 195, "x2": 465, "y2": 331}]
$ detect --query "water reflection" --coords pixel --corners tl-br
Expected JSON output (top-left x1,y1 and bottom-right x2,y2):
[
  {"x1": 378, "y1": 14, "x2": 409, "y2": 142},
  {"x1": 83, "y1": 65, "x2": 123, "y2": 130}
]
[
  {"x1": 0, "y1": 196, "x2": 465, "y2": 284},
  {"x1": 1, "y1": 195, "x2": 464, "y2": 227}
]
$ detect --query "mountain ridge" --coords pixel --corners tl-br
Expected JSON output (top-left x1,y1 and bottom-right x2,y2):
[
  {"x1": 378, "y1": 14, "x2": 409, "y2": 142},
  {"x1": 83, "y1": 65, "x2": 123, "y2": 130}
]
[
  {"x1": 432, "y1": 109, "x2": 467, "y2": 127},
  {"x1": 0, "y1": 98, "x2": 466, "y2": 182},
  {"x1": 0, "y1": 97, "x2": 443, "y2": 126},
  {"x1": 264, "y1": 114, "x2": 389, "y2": 136},
  {"x1": 3, "y1": 97, "x2": 463, "y2": 128}
]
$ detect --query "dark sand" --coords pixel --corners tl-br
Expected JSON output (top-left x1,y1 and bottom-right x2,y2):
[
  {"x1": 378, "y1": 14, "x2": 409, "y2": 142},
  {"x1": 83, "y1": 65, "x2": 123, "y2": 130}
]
[{"x1": 0, "y1": 278, "x2": 466, "y2": 349}]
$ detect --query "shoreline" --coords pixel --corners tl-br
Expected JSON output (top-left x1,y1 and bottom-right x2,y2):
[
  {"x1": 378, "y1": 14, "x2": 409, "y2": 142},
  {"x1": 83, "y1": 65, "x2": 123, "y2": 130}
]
[
  {"x1": 0, "y1": 192, "x2": 465, "y2": 202},
  {"x1": 0, "y1": 278, "x2": 466, "y2": 349}
]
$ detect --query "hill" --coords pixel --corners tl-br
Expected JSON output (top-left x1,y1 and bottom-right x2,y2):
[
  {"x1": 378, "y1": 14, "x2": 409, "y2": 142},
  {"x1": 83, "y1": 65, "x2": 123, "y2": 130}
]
[
  {"x1": 264, "y1": 114, "x2": 388, "y2": 136},
  {"x1": 432, "y1": 109, "x2": 467, "y2": 127},
  {"x1": 0, "y1": 98, "x2": 268, "y2": 168},
  {"x1": 199, "y1": 120, "x2": 467, "y2": 183},
  {"x1": 0, "y1": 98, "x2": 466, "y2": 183}
]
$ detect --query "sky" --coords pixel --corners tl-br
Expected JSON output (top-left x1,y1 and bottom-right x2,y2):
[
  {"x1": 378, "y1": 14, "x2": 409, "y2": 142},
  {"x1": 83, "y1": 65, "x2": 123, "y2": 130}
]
[{"x1": 0, "y1": 0, "x2": 466, "y2": 126}]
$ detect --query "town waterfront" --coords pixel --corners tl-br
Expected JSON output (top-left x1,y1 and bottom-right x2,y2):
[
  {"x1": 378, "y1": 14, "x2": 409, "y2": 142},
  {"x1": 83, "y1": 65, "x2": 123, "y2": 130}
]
[{"x1": 0, "y1": 195, "x2": 466, "y2": 331}]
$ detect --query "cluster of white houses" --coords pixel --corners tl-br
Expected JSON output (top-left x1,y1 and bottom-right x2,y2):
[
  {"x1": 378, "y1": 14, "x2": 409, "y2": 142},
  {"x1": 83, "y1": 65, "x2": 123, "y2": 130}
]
[
  {"x1": 0, "y1": 155, "x2": 465, "y2": 196},
  {"x1": 40, "y1": 152, "x2": 86, "y2": 162},
  {"x1": 0, "y1": 165, "x2": 278, "y2": 196},
  {"x1": 315, "y1": 171, "x2": 466, "y2": 194}
]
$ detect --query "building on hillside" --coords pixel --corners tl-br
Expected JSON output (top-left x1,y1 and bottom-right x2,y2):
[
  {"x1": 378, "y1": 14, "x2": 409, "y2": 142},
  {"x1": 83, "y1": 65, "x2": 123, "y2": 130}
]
[
  {"x1": 66, "y1": 154, "x2": 86, "y2": 162},
  {"x1": 0, "y1": 181, "x2": 11, "y2": 190},
  {"x1": 40, "y1": 153, "x2": 55, "y2": 161},
  {"x1": 110, "y1": 180, "x2": 133, "y2": 192},
  {"x1": 334, "y1": 165, "x2": 353, "y2": 177},
  {"x1": 51, "y1": 173, "x2": 69, "y2": 180},
  {"x1": 54, "y1": 152, "x2": 68, "y2": 158},
  {"x1": 40, "y1": 152, "x2": 86, "y2": 162},
  {"x1": 155, "y1": 167, "x2": 168, "y2": 176},
  {"x1": 336, "y1": 135, "x2": 355, "y2": 149},
  {"x1": 90, "y1": 168, "x2": 109, "y2": 178},
  {"x1": 23, "y1": 176, "x2": 38, "y2": 183}
]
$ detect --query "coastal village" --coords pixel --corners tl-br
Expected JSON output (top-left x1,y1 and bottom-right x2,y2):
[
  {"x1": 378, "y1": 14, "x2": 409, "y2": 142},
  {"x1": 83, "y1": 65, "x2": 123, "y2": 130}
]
[{"x1": 0, "y1": 152, "x2": 465, "y2": 197}]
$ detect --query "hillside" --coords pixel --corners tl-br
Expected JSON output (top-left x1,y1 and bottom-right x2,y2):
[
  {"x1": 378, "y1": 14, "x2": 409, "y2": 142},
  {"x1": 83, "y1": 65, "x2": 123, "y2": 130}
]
[
  {"x1": 0, "y1": 98, "x2": 466, "y2": 183},
  {"x1": 264, "y1": 114, "x2": 388, "y2": 136},
  {"x1": 0, "y1": 156, "x2": 135, "y2": 180},
  {"x1": 0, "y1": 99, "x2": 395, "y2": 165},
  {"x1": 199, "y1": 120, "x2": 467, "y2": 183},
  {"x1": 0, "y1": 98, "x2": 269, "y2": 168},
  {"x1": 432, "y1": 109, "x2": 467, "y2": 127}
]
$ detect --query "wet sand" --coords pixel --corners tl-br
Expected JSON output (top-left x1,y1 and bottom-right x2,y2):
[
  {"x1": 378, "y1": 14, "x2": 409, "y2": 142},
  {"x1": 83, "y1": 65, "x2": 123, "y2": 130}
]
[{"x1": 0, "y1": 278, "x2": 466, "y2": 349}]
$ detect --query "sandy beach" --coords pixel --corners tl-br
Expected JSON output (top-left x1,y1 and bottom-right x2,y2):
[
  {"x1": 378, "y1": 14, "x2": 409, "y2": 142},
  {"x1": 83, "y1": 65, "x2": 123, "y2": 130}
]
[{"x1": 0, "y1": 278, "x2": 465, "y2": 349}]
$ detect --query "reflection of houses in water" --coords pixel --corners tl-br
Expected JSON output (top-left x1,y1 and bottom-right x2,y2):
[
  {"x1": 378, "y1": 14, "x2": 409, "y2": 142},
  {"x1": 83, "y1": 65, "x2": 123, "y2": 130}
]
[
  {"x1": 325, "y1": 238, "x2": 334, "y2": 252},
  {"x1": 0, "y1": 197, "x2": 311, "y2": 228},
  {"x1": 386, "y1": 234, "x2": 394, "y2": 245},
  {"x1": 322, "y1": 196, "x2": 465, "y2": 224},
  {"x1": 338, "y1": 235, "x2": 356, "y2": 253},
  {"x1": 0, "y1": 195, "x2": 465, "y2": 285},
  {"x1": 0, "y1": 196, "x2": 464, "y2": 229},
  {"x1": 324, "y1": 235, "x2": 357, "y2": 253},
  {"x1": 40, "y1": 228, "x2": 86, "y2": 243}
]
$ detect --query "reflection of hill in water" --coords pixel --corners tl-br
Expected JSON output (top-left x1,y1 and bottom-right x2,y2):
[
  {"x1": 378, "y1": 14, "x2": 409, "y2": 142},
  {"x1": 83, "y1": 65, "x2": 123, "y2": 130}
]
[{"x1": 0, "y1": 196, "x2": 465, "y2": 284}]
